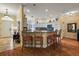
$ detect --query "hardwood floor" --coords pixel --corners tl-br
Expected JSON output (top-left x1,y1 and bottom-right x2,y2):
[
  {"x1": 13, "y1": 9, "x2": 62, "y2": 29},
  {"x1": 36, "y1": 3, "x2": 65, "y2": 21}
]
[
  {"x1": 0, "y1": 38, "x2": 79, "y2": 56},
  {"x1": 0, "y1": 37, "x2": 20, "y2": 52}
]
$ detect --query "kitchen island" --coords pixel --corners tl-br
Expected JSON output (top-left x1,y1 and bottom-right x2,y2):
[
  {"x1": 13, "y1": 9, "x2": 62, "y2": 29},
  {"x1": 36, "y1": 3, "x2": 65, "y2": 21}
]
[{"x1": 22, "y1": 31, "x2": 57, "y2": 48}]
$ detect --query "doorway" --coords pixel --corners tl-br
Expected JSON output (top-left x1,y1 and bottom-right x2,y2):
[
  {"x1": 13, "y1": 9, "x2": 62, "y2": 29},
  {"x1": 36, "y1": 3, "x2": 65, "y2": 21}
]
[
  {"x1": 1, "y1": 18, "x2": 13, "y2": 38},
  {"x1": 0, "y1": 16, "x2": 14, "y2": 50}
]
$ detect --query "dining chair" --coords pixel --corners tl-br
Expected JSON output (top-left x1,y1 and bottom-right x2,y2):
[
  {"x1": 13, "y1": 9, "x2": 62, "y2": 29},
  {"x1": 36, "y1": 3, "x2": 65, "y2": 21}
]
[{"x1": 56, "y1": 29, "x2": 62, "y2": 47}]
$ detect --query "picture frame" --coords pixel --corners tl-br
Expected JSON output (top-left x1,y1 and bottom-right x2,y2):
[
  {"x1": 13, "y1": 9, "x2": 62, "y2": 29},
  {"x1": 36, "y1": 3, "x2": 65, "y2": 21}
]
[{"x1": 67, "y1": 23, "x2": 77, "y2": 32}]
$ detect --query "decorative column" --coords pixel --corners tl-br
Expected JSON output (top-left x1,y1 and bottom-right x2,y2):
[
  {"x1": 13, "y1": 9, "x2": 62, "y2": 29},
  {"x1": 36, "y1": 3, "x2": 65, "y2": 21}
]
[{"x1": 17, "y1": 5, "x2": 25, "y2": 47}]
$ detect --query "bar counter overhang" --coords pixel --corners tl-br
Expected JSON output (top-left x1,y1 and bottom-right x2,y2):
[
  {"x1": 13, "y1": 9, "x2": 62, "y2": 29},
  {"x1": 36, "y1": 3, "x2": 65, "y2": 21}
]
[{"x1": 22, "y1": 31, "x2": 57, "y2": 48}]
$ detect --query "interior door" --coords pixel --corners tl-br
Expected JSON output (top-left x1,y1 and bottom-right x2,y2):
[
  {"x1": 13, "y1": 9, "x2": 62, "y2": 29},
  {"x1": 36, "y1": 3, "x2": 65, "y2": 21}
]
[{"x1": 1, "y1": 20, "x2": 12, "y2": 37}]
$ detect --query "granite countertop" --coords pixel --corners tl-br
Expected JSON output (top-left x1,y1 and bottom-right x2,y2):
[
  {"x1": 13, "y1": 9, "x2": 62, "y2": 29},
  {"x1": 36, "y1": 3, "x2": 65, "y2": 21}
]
[{"x1": 22, "y1": 30, "x2": 55, "y2": 33}]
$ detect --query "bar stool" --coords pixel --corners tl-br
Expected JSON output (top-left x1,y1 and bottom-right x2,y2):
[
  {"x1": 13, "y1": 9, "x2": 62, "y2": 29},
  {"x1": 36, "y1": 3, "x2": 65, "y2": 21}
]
[
  {"x1": 47, "y1": 35, "x2": 53, "y2": 46},
  {"x1": 47, "y1": 33, "x2": 57, "y2": 48},
  {"x1": 56, "y1": 29, "x2": 62, "y2": 47},
  {"x1": 34, "y1": 35, "x2": 43, "y2": 48},
  {"x1": 51, "y1": 34, "x2": 57, "y2": 48},
  {"x1": 22, "y1": 34, "x2": 33, "y2": 48}
]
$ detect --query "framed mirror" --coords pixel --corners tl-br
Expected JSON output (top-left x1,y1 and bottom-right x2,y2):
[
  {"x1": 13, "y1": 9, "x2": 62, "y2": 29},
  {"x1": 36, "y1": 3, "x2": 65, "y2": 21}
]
[{"x1": 67, "y1": 23, "x2": 77, "y2": 32}]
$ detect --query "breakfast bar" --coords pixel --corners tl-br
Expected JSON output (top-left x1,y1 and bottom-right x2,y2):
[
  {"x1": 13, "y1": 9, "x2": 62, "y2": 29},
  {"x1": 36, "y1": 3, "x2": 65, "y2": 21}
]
[{"x1": 22, "y1": 31, "x2": 57, "y2": 48}]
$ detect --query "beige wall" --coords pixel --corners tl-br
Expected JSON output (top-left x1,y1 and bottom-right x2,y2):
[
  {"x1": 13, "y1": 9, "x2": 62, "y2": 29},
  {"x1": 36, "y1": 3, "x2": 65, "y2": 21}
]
[{"x1": 58, "y1": 13, "x2": 79, "y2": 39}]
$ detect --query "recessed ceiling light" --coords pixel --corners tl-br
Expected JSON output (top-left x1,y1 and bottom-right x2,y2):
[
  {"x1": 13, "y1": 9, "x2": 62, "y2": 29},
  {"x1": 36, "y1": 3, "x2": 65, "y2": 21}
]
[
  {"x1": 45, "y1": 9, "x2": 48, "y2": 12},
  {"x1": 27, "y1": 9, "x2": 30, "y2": 13}
]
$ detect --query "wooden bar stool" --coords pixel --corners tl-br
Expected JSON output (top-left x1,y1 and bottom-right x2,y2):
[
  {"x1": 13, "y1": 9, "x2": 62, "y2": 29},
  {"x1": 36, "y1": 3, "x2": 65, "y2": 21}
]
[
  {"x1": 51, "y1": 34, "x2": 57, "y2": 48},
  {"x1": 47, "y1": 35, "x2": 55, "y2": 46},
  {"x1": 34, "y1": 35, "x2": 43, "y2": 48},
  {"x1": 22, "y1": 34, "x2": 33, "y2": 48},
  {"x1": 47, "y1": 33, "x2": 57, "y2": 48}
]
